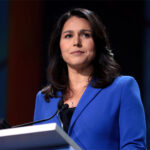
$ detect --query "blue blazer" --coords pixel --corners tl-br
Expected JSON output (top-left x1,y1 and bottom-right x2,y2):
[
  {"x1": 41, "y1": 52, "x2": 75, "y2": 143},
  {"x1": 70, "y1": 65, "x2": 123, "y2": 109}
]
[{"x1": 34, "y1": 76, "x2": 146, "y2": 149}]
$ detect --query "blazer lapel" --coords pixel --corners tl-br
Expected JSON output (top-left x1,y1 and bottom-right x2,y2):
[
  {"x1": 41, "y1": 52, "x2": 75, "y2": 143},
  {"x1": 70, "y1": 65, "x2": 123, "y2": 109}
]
[{"x1": 68, "y1": 83, "x2": 102, "y2": 135}]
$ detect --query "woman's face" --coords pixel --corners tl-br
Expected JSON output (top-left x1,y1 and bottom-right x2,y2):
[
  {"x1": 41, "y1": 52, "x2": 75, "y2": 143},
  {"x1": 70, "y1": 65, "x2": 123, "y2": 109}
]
[{"x1": 60, "y1": 16, "x2": 95, "y2": 70}]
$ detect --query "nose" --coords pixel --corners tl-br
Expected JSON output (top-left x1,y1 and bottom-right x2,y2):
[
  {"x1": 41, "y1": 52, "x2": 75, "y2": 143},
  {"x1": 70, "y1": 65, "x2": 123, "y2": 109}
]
[{"x1": 73, "y1": 35, "x2": 82, "y2": 47}]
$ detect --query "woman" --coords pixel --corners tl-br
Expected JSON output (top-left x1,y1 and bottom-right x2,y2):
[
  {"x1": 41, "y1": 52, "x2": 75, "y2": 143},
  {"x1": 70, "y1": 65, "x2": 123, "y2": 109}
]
[{"x1": 34, "y1": 8, "x2": 146, "y2": 149}]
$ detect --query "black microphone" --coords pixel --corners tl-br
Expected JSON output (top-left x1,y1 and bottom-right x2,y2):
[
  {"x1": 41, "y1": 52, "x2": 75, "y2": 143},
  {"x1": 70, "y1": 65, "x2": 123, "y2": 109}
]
[
  {"x1": 12, "y1": 99, "x2": 68, "y2": 128},
  {"x1": 57, "y1": 102, "x2": 69, "y2": 129}
]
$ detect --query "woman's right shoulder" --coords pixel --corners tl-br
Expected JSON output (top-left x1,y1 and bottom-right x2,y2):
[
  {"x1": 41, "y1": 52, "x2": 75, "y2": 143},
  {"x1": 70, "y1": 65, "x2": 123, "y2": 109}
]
[
  {"x1": 35, "y1": 85, "x2": 61, "y2": 103},
  {"x1": 36, "y1": 85, "x2": 51, "y2": 99},
  {"x1": 35, "y1": 90, "x2": 45, "y2": 102}
]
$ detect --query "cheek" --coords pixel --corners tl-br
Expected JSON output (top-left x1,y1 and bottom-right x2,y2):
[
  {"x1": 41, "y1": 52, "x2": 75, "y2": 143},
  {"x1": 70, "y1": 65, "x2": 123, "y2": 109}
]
[
  {"x1": 90, "y1": 50, "x2": 96, "y2": 61},
  {"x1": 59, "y1": 40, "x2": 64, "y2": 52},
  {"x1": 59, "y1": 41, "x2": 69, "y2": 61},
  {"x1": 88, "y1": 41, "x2": 95, "y2": 60},
  {"x1": 86, "y1": 41, "x2": 95, "y2": 53},
  {"x1": 59, "y1": 43, "x2": 66, "y2": 59},
  {"x1": 59, "y1": 40, "x2": 69, "y2": 54}
]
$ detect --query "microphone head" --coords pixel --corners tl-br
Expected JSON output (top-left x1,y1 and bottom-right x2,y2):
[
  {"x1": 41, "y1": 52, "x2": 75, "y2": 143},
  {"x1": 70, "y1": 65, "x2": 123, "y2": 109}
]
[
  {"x1": 62, "y1": 104, "x2": 69, "y2": 111},
  {"x1": 57, "y1": 99, "x2": 64, "y2": 110}
]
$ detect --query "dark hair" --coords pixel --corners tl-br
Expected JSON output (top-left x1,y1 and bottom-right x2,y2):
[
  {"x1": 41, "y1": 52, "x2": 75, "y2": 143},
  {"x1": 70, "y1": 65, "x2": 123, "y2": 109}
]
[{"x1": 42, "y1": 8, "x2": 120, "y2": 102}]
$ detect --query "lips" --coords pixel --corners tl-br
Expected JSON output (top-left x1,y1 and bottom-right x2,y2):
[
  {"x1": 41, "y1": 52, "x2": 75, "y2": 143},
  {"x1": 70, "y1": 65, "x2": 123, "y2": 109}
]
[{"x1": 70, "y1": 50, "x2": 84, "y2": 55}]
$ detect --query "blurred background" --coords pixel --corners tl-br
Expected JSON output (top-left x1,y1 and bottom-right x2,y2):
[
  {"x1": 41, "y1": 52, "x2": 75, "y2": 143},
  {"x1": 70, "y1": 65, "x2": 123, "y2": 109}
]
[{"x1": 0, "y1": 0, "x2": 149, "y2": 148}]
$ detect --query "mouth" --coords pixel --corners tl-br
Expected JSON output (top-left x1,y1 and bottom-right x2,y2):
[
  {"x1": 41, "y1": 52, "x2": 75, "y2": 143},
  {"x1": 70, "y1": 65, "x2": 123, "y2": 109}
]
[{"x1": 70, "y1": 50, "x2": 85, "y2": 55}]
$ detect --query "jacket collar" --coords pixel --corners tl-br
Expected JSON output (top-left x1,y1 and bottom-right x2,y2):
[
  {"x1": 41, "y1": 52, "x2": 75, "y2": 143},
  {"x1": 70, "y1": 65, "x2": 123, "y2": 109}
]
[{"x1": 68, "y1": 83, "x2": 102, "y2": 135}]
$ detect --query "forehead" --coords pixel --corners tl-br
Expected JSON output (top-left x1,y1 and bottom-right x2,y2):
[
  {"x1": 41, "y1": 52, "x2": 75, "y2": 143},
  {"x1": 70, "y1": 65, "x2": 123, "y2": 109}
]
[{"x1": 62, "y1": 16, "x2": 91, "y2": 32}]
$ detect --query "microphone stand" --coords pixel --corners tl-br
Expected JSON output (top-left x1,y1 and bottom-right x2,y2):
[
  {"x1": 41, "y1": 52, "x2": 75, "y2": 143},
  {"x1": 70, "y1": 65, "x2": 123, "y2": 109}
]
[
  {"x1": 12, "y1": 110, "x2": 58, "y2": 128},
  {"x1": 0, "y1": 99, "x2": 69, "y2": 129},
  {"x1": 13, "y1": 103, "x2": 69, "y2": 128}
]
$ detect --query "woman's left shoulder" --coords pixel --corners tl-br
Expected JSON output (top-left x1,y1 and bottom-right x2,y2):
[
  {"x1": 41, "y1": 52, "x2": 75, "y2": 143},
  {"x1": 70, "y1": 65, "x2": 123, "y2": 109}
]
[
  {"x1": 110, "y1": 75, "x2": 141, "y2": 93},
  {"x1": 113, "y1": 75, "x2": 138, "y2": 86},
  {"x1": 112, "y1": 75, "x2": 140, "y2": 96}
]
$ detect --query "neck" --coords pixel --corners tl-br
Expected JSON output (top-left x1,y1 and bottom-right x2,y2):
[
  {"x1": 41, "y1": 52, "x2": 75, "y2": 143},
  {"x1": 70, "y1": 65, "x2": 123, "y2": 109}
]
[{"x1": 67, "y1": 65, "x2": 92, "y2": 90}]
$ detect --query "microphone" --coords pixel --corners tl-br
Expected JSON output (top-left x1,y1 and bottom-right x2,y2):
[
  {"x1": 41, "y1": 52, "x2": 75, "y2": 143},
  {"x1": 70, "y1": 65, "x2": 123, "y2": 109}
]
[
  {"x1": 57, "y1": 103, "x2": 69, "y2": 129},
  {"x1": 12, "y1": 99, "x2": 68, "y2": 128}
]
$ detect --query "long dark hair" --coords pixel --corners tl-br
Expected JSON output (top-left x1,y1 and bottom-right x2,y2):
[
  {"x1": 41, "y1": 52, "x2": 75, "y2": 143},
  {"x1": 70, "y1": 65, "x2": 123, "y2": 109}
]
[{"x1": 42, "y1": 8, "x2": 120, "y2": 102}]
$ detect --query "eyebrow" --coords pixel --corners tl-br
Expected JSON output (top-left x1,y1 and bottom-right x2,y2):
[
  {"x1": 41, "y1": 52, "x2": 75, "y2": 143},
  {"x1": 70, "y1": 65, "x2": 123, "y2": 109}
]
[{"x1": 62, "y1": 29, "x2": 92, "y2": 34}]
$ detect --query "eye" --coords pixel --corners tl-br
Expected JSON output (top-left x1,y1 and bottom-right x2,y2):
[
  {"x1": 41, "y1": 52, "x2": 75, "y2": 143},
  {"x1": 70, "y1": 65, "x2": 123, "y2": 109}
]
[
  {"x1": 82, "y1": 33, "x2": 91, "y2": 38},
  {"x1": 64, "y1": 34, "x2": 73, "y2": 38}
]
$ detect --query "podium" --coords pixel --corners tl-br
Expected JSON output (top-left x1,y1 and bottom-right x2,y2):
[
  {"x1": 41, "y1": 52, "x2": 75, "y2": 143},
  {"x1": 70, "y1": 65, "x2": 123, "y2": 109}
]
[{"x1": 0, "y1": 123, "x2": 81, "y2": 150}]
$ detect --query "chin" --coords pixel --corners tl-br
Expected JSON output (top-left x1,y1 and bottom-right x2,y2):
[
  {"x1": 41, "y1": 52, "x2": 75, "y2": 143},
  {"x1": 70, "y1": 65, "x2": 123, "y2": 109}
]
[{"x1": 68, "y1": 62, "x2": 91, "y2": 70}]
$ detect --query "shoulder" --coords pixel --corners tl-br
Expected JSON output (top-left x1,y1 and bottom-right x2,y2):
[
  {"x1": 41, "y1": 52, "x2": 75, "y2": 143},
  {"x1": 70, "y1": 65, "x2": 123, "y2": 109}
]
[
  {"x1": 36, "y1": 90, "x2": 45, "y2": 99},
  {"x1": 112, "y1": 75, "x2": 139, "y2": 89},
  {"x1": 36, "y1": 90, "x2": 43, "y2": 97},
  {"x1": 105, "y1": 75, "x2": 141, "y2": 99},
  {"x1": 35, "y1": 89, "x2": 62, "y2": 103},
  {"x1": 35, "y1": 90, "x2": 46, "y2": 104},
  {"x1": 114, "y1": 75, "x2": 137, "y2": 83},
  {"x1": 113, "y1": 75, "x2": 142, "y2": 105}
]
